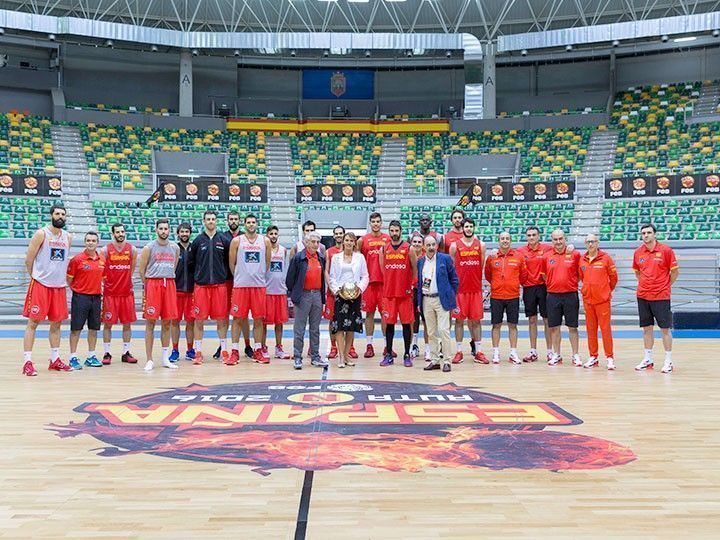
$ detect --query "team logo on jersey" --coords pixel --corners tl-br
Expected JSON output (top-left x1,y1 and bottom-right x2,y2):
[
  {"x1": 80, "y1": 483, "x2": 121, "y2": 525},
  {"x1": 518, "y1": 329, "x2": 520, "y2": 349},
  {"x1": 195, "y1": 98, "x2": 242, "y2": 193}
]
[
  {"x1": 639, "y1": 258, "x2": 645, "y2": 263},
  {"x1": 51, "y1": 381, "x2": 635, "y2": 474},
  {"x1": 50, "y1": 248, "x2": 65, "y2": 261},
  {"x1": 549, "y1": 259, "x2": 556, "y2": 265},
  {"x1": 244, "y1": 251, "x2": 260, "y2": 264},
  {"x1": 269, "y1": 261, "x2": 282, "y2": 272}
]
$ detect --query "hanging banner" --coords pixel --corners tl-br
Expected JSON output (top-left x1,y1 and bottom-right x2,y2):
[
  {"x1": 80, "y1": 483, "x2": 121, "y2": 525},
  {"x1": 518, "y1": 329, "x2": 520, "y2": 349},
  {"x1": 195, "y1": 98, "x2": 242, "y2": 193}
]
[
  {"x1": 158, "y1": 179, "x2": 267, "y2": 203},
  {"x1": 457, "y1": 179, "x2": 575, "y2": 205},
  {"x1": 296, "y1": 183, "x2": 376, "y2": 204},
  {"x1": 605, "y1": 173, "x2": 720, "y2": 199},
  {"x1": 0, "y1": 173, "x2": 62, "y2": 197}
]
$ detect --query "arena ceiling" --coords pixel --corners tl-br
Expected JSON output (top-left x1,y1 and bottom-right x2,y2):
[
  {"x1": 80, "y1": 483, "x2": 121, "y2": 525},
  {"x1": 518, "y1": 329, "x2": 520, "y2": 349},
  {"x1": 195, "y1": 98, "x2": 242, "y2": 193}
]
[{"x1": 1, "y1": 0, "x2": 719, "y2": 41}]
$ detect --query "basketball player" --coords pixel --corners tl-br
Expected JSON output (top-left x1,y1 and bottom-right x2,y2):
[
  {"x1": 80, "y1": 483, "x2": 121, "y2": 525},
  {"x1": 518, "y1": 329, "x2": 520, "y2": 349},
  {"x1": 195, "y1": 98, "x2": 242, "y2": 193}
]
[
  {"x1": 448, "y1": 218, "x2": 488, "y2": 364},
  {"x1": 443, "y1": 208, "x2": 466, "y2": 254},
  {"x1": 188, "y1": 210, "x2": 231, "y2": 365},
  {"x1": 170, "y1": 222, "x2": 195, "y2": 362},
  {"x1": 138, "y1": 219, "x2": 179, "y2": 371},
  {"x1": 261, "y1": 225, "x2": 291, "y2": 359},
  {"x1": 289, "y1": 220, "x2": 326, "y2": 259},
  {"x1": 357, "y1": 212, "x2": 391, "y2": 358},
  {"x1": 412, "y1": 213, "x2": 443, "y2": 249},
  {"x1": 229, "y1": 214, "x2": 272, "y2": 364},
  {"x1": 67, "y1": 231, "x2": 105, "y2": 370},
  {"x1": 22, "y1": 204, "x2": 73, "y2": 376},
  {"x1": 379, "y1": 220, "x2": 417, "y2": 367},
  {"x1": 324, "y1": 225, "x2": 358, "y2": 360},
  {"x1": 217, "y1": 210, "x2": 248, "y2": 358},
  {"x1": 409, "y1": 233, "x2": 430, "y2": 361},
  {"x1": 101, "y1": 222, "x2": 138, "y2": 365}
]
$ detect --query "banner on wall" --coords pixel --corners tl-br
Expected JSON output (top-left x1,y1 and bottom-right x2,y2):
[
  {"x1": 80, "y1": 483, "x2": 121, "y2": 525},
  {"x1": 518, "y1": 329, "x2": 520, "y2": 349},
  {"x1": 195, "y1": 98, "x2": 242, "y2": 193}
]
[
  {"x1": 296, "y1": 183, "x2": 376, "y2": 204},
  {"x1": 158, "y1": 179, "x2": 267, "y2": 203},
  {"x1": 457, "y1": 179, "x2": 575, "y2": 205},
  {"x1": 0, "y1": 173, "x2": 62, "y2": 197},
  {"x1": 605, "y1": 173, "x2": 720, "y2": 199},
  {"x1": 302, "y1": 69, "x2": 374, "y2": 100}
]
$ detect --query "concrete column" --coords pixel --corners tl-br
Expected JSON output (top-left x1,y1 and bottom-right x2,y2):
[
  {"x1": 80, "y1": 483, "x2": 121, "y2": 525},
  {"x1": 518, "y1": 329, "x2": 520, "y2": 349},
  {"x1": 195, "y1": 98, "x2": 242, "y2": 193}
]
[
  {"x1": 482, "y1": 42, "x2": 496, "y2": 119},
  {"x1": 179, "y1": 50, "x2": 193, "y2": 117}
]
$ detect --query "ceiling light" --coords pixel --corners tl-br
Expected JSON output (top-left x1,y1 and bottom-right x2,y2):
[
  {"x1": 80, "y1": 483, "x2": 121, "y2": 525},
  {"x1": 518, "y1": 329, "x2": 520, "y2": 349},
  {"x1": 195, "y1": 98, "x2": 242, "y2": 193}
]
[
  {"x1": 151, "y1": 45, "x2": 158, "y2": 52},
  {"x1": 290, "y1": 49, "x2": 296, "y2": 57},
  {"x1": 48, "y1": 33, "x2": 56, "y2": 41},
  {"x1": 445, "y1": 50, "x2": 452, "y2": 58},
  {"x1": 565, "y1": 44, "x2": 573, "y2": 51},
  {"x1": 520, "y1": 49, "x2": 527, "y2": 56},
  {"x1": 191, "y1": 48, "x2": 199, "y2": 56},
  {"x1": 673, "y1": 36, "x2": 697, "y2": 43},
  {"x1": 661, "y1": 34, "x2": 669, "y2": 42},
  {"x1": 234, "y1": 49, "x2": 240, "y2": 57},
  {"x1": 105, "y1": 39, "x2": 114, "y2": 48},
  {"x1": 406, "y1": 49, "x2": 413, "y2": 57},
  {"x1": 612, "y1": 39, "x2": 619, "y2": 47},
  {"x1": 713, "y1": 29, "x2": 720, "y2": 38},
  {"x1": 0, "y1": 28, "x2": 5, "y2": 35},
  {"x1": 365, "y1": 49, "x2": 371, "y2": 58}
]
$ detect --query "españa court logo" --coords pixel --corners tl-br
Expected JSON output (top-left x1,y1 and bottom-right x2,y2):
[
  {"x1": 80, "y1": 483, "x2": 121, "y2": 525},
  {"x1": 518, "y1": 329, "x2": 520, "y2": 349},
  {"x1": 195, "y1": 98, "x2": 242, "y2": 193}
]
[{"x1": 51, "y1": 381, "x2": 635, "y2": 474}]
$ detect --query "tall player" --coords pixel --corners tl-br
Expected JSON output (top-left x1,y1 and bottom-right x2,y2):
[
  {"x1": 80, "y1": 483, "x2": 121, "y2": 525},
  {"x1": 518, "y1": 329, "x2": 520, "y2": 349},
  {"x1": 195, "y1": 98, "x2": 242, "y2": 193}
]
[
  {"x1": 229, "y1": 214, "x2": 272, "y2": 364},
  {"x1": 379, "y1": 221, "x2": 417, "y2": 367},
  {"x1": 101, "y1": 222, "x2": 138, "y2": 365},
  {"x1": 443, "y1": 209, "x2": 466, "y2": 254},
  {"x1": 324, "y1": 225, "x2": 358, "y2": 360},
  {"x1": 412, "y1": 213, "x2": 443, "y2": 248},
  {"x1": 170, "y1": 222, "x2": 195, "y2": 362},
  {"x1": 216, "y1": 211, "x2": 244, "y2": 358},
  {"x1": 448, "y1": 218, "x2": 488, "y2": 364},
  {"x1": 409, "y1": 233, "x2": 430, "y2": 361},
  {"x1": 261, "y1": 225, "x2": 291, "y2": 359},
  {"x1": 357, "y1": 212, "x2": 391, "y2": 358},
  {"x1": 22, "y1": 204, "x2": 73, "y2": 376},
  {"x1": 289, "y1": 220, "x2": 326, "y2": 259},
  {"x1": 138, "y1": 219, "x2": 179, "y2": 371}
]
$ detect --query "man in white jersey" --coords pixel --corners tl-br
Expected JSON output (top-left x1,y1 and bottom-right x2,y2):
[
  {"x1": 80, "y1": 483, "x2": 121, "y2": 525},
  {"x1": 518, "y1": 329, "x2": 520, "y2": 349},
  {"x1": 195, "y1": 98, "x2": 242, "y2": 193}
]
[
  {"x1": 22, "y1": 204, "x2": 73, "y2": 376},
  {"x1": 229, "y1": 214, "x2": 272, "y2": 364},
  {"x1": 289, "y1": 220, "x2": 327, "y2": 259},
  {"x1": 261, "y1": 225, "x2": 291, "y2": 359}
]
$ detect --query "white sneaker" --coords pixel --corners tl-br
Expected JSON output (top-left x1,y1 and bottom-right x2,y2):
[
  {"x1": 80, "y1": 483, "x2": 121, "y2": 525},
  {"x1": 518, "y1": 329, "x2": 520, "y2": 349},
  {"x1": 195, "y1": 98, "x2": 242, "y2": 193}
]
[
  {"x1": 583, "y1": 356, "x2": 599, "y2": 369},
  {"x1": 508, "y1": 353, "x2": 521, "y2": 365},
  {"x1": 572, "y1": 354, "x2": 583, "y2": 367},
  {"x1": 492, "y1": 354, "x2": 500, "y2": 364},
  {"x1": 143, "y1": 360, "x2": 154, "y2": 371},
  {"x1": 635, "y1": 358, "x2": 654, "y2": 371},
  {"x1": 661, "y1": 361, "x2": 673, "y2": 374},
  {"x1": 548, "y1": 353, "x2": 563, "y2": 366},
  {"x1": 162, "y1": 359, "x2": 178, "y2": 370},
  {"x1": 606, "y1": 358, "x2": 616, "y2": 371}
]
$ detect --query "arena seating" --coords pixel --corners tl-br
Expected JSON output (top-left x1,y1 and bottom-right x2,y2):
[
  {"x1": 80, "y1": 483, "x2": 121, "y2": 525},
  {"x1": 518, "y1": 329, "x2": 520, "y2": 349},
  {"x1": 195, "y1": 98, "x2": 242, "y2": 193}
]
[
  {"x1": 498, "y1": 106, "x2": 604, "y2": 118},
  {"x1": 0, "y1": 113, "x2": 56, "y2": 174},
  {"x1": 0, "y1": 196, "x2": 63, "y2": 238},
  {"x1": 289, "y1": 132, "x2": 383, "y2": 184},
  {"x1": 68, "y1": 103, "x2": 177, "y2": 115}
]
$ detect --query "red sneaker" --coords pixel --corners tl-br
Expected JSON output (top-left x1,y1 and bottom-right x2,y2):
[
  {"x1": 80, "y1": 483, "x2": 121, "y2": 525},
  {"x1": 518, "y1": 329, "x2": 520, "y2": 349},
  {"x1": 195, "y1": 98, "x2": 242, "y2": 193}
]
[
  {"x1": 102, "y1": 352, "x2": 112, "y2": 365},
  {"x1": 328, "y1": 345, "x2": 338, "y2": 359},
  {"x1": 364, "y1": 344, "x2": 375, "y2": 358},
  {"x1": 253, "y1": 348, "x2": 270, "y2": 364},
  {"x1": 473, "y1": 351, "x2": 490, "y2": 364},
  {"x1": 193, "y1": 352, "x2": 204, "y2": 365},
  {"x1": 23, "y1": 360, "x2": 38, "y2": 376},
  {"x1": 522, "y1": 352, "x2": 538, "y2": 363},
  {"x1": 121, "y1": 351, "x2": 138, "y2": 364},
  {"x1": 261, "y1": 345, "x2": 271, "y2": 360},
  {"x1": 48, "y1": 358, "x2": 72, "y2": 372},
  {"x1": 382, "y1": 347, "x2": 398, "y2": 358},
  {"x1": 221, "y1": 350, "x2": 230, "y2": 363},
  {"x1": 225, "y1": 349, "x2": 240, "y2": 365},
  {"x1": 451, "y1": 351, "x2": 464, "y2": 364},
  {"x1": 274, "y1": 346, "x2": 291, "y2": 359},
  {"x1": 348, "y1": 346, "x2": 358, "y2": 359}
]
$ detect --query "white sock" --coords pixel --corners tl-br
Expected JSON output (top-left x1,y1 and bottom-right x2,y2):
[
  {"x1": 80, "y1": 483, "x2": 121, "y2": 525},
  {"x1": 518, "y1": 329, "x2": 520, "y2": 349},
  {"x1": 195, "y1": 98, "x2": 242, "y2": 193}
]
[
  {"x1": 254, "y1": 343, "x2": 262, "y2": 351},
  {"x1": 88, "y1": 350, "x2": 96, "y2": 358},
  {"x1": 194, "y1": 340, "x2": 202, "y2": 352},
  {"x1": 220, "y1": 339, "x2": 227, "y2": 352},
  {"x1": 474, "y1": 341, "x2": 482, "y2": 352},
  {"x1": 456, "y1": 342, "x2": 463, "y2": 353},
  {"x1": 493, "y1": 347, "x2": 500, "y2": 357},
  {"x1": 530, "y1": 348, "x2": 537, "y2": 355},
  {"x1": 665, "y1": 351, "x2": 672, "y2": 363},
  {"x1": 23, "y1": 351, "x2": 32, "y2": 362},
  {"x1": 510, "y1": 348, "x2": 517, "y2": 357},
  {"x1": 50, "y1": 348, "x2": 60, "y2": 361},
  {"x1": 412, "y1": 335, "x2": 418, "y2": 346},
  {"x1": 644, "y1": 349, "x2": 653, "y2": 360},
  {"x1": 122, "y1": 342, "x2": 130, "y2": 354},
  {"x1": 366, "y1": 335, "x2": 373, "y2": 345},
  {"x1": 70, "y1": 352, "x2": 78, "y2": 360},
  {"x1": 103, "y1": 342, "x2": 111, "y2": 354},
  {"x1": 161, "y1": 347, "x2": 170, "y2": 362},
  {"x1": 232, "y1": 342, "x2": 239, "y2": 351},
  {"x1": 424, "y1": 343, "x2": 430, "y2": 354}
]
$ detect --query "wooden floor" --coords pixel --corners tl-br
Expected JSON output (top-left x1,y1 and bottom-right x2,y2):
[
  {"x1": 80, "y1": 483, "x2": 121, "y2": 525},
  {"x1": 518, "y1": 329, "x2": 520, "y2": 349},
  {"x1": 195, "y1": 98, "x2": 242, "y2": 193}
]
[{"x1": 2, "y1": 330, "x2": 719, "y2": 539}]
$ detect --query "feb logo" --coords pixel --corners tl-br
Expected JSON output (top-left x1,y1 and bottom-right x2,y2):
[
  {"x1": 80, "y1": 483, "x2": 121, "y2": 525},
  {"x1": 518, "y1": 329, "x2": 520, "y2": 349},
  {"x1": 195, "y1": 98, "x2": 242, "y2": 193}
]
[{"x1": 50, "y1": 380, "x2": 635, "y2": 474}]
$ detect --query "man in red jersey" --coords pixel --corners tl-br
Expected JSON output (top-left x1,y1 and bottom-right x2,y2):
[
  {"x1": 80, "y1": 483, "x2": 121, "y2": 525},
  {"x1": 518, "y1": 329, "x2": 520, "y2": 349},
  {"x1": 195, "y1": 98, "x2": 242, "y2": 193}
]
[
  {"x1": 379, "y1": 220, "x2": 418, "y2": 367},
  {"x1": 357, "y1": 212, "x2": 391, "y2": 358},
  {"x1": 101, "y1": 223, "x2": 138, "y2": 365},
  {"x1": 484, "y1": 232, "x2": 527, "y2": 364},
  {"x1": 541, "y1": 229, "x2": 582, "y2": 367},
  {"x1": 448, "y1": 218, "x2": 488, "y2": 364},
  {"x1": 633, "y1": 223, "x2": 679, "y2": 374},
  {"x1": 323, "y1": 225, "x2": 357, "y2": 360},
  {"x1": 443, "y1": 208, "x2": 466, "y2": 254}
]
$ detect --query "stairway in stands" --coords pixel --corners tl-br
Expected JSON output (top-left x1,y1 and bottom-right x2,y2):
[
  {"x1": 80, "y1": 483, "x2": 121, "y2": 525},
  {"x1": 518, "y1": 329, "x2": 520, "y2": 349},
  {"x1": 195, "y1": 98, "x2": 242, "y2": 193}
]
[
  {"x1": 51, "y1": 125, "x2": 97, "y2": 235},
  {"x1": 570, "y1": 129, "x2": 619, "y2": 242},
  {"x1": 691, "y1": 82, "x2": 720, "y2": 118},
  {"x1": 265, "y1": 136, "x2": 298, "y2": 242},
  {"x1": 375, "y1": 137, "x2": 405, "y2": 223}
]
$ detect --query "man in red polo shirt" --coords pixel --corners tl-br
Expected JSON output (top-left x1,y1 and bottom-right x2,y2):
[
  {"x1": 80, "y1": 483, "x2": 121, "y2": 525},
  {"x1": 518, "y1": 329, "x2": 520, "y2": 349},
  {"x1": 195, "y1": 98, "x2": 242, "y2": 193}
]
[
  {"x1": 541, "y1": 229, "x2": 582, "y2": 367},
  {"x1": 633, "y1": 223, "x2": 679, "y2": 374},
  {"x1": 579, "y1": 234, "x2": 618, "y2": 370},
  {"x1": 485, "y1": 232, "x2": 527, "y2": 364},
  {"x1": 67, "y1": 231, "x2": 105, "y2": 370}
]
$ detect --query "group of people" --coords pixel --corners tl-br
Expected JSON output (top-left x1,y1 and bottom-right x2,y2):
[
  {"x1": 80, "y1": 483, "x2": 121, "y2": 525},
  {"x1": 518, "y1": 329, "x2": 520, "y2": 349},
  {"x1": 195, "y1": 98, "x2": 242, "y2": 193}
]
[{"x1": 21, "y1": 204, "x2": 679, "y2": 376}]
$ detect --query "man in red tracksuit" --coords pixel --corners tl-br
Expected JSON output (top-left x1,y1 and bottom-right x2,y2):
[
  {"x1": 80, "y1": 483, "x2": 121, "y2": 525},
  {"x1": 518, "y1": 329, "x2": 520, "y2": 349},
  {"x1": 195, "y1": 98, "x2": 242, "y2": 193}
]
[{"x1": 578, "y1": 234, "x2": 618, "y2": 370}]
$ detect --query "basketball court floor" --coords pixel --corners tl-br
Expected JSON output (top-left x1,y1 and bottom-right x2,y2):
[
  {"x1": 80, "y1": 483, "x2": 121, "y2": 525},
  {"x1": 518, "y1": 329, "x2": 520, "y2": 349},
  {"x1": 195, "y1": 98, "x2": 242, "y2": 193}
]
[{"x1": 2, "y1": 326, "x2": 718, "y2": 539}]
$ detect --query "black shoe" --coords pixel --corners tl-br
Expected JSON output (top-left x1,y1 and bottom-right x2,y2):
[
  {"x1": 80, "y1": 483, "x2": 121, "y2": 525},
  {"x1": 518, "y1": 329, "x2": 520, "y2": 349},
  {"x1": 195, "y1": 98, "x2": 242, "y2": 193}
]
[
  {"x1": 423, "y1": 362, "x2": 441, "y2": 371},
  {"x1": 244, "y1": 345, "x2": 254, "y2": 358},
  {"x1": 470, "y1": 340, "x2": 476, "y2": 355},
  {"x1": 212, "y1": 345, "x2": 221, "y2": 359},
  {"x1": 442, "y1": 362, "x2": 451, "y2": 373}
]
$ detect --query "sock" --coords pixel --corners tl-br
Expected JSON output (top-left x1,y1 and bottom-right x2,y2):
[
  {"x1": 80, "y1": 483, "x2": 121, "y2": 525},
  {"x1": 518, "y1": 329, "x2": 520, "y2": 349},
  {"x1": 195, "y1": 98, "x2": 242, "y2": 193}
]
[
  {"x1": 70, "y1": 352, "x2": 78, "y2": 360},
  {"x1": 88, "y1": 350, "x2": 96, "y2": 359},
  {"x1": 330, "y1": 337, "x2": 336, "y2": 346},
  {"x1": 493, "y1": 347, "x2": 500, "y2": 357},
  {"x1": 232, "y1": 342, "x2": 239, "y2": 351},
  {"x1": 103, "y1": 342, "x2": 111, "y2": 354},
  {"x1": 424, "y1": 343, "x2": 430, "y2": 354},
  {"x1": 366, "y1": 335, "x2": 373, "y2": 345},
  {"x1": 665, "y1": 351, "x2": 672, "y2": 363},
  {"x1": 161, "y1": 347, "x2": 170, "y2": 362},
  {"x1": 644, "y1": 349, "x2": 653, "y2": 360},
  {"x1": 254, "y1": 343, "x2": 262, "y2": 351},
  {"x1": 187, "y1": 341, "x2": 193, "y2": 350},
  {"x1": 412, "y1": 334, "x2": 418, "y2": 346},
  {"x1": 530, "y1": 348, "x2": 537, "y2": 355},
  {"x1": 510, "y1": 348, "x2": 517, "y2": 357},
  {"x1": 50, "y1": 348, "x2": 60, "y2": 361},
  {"x1": 122, "y1": 342, "x2": 130, "y2": 354},
  {"x1": 244, "y1": 338, "x2": 251, "y2": 346},
  {"x1": 456, "y1": 342, "x2": 463, "y2": 353},
  {"x1": 23, "y1": 351, "x2": 32, "y2": 362},
  {"x1": 173, "y1": 342, "x2": 179, "y2": 351},
  {"x1": 402, "y1": 324, "x2": 412, "y2": 356},
  {"x1": 220, "y1": 339, "x2": 227, "y2": 352},
  {"x1": 385, "y1": 324, "x2": 395, "y2": 355},
  {"x1": 474, "y1": 341, "x2": 482, "y2": 352},
  {"x1": 194, "y1": 340, "x2": 202, "y2": 352}
]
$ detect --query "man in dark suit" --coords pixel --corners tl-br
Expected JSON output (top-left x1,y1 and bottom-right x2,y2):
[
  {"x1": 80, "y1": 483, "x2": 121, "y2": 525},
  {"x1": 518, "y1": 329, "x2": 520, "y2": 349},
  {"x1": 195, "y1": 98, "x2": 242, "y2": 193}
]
[{"x1": 417, "y1": 235, "x2": 459, "y2": 372}]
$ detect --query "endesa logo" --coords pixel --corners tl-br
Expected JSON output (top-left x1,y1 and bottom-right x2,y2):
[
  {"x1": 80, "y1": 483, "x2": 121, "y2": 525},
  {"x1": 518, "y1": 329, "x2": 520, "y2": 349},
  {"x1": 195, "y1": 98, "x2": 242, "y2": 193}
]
[{"x1": 51, "y1": 381, "x2": 635, "y2": 474}]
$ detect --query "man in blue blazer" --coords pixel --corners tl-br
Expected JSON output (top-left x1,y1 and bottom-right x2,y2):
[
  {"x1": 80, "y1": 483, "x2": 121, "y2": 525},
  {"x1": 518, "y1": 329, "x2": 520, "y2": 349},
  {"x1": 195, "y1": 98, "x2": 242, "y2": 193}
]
[{"x1": 416, "y1": 235, "x2": 459, "y2": 372}]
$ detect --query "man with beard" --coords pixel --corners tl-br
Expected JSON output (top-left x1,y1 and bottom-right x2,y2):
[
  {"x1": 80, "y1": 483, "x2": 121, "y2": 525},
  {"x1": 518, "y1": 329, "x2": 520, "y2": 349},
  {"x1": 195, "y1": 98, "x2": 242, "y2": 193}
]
[
  {"x1": 22, "y1": 204, "x2": 73, "y2": 376},
  {"x1": 443, "y1": 209, "x2": 466, "y2": 254},
  {"x1": 215, "y1": 211, "x2": 247, "y2": 359},
  {"x1": 138, "y1": 219, "x2": 179, "y2": 371},
  {"x1": 448, "y1": 218, "x2": 488, "y2": 364},
  {"x1": 357, "y1": 212, "x2": 391, "y2": 358},
  {"x1": 261, "y1": 225, "x2": 291, "y2": 359},
  {"x1": 170, "y1": 222, "x2": 195, "y2": 362},
  {"x1": 379, "y1": 221, "x2": 417, "y2": 367},
  {"x1": 324, "y1": 225, "x2": 357, "y2": 360},
  {"x1": 289, "y1": 220, "x2": 327, "y2": 259},
  {"x1": 411, "y1": 213, "x2": 443, "y2": 250},
  {"x1": 229, "y1": 214, "x2": 272, "y2": 364},
  {"x1": 101, "y1": 222, "x2": 138, "y2": 365}
]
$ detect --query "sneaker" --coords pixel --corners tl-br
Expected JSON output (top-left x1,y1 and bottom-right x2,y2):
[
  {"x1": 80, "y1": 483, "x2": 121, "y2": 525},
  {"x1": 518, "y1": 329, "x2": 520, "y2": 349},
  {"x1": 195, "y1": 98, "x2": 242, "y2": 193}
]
[
  {"x1": 261, "y1": 346, "x2": 271, "y2": 361},
  {"x1": 548, "y1": 354, "x2": 563, "y2": 366},
  {"x1": 253, "y1": 348, "x2": 270, "y2": 364},
  {"x1": 606, "y1": 358, "x2": 616, "y2": 371},
  {"x1": 169, "y1": 349, "x2": 180, "y2": 363},
  {"x1": 102, "y1": 352, "x2": 112, "y2": 365},
  {"x1": 451, "y1": 351, "x2": 464, "y2": 364},
  {"x1": 635, "y1": 358, "x2": 654, "y2": 371},
  {"x1": 213, "y1": 346, "x2": 222, "y2": 359},
  {"x1": 423, "y1": 361, "x2": 440, "y2": 371},
  {"x1": 583, "y1": 356, "x2": 599, "y2": 369},
  {"x1": 293, "y1": 358, "x2": 303, "y2": 370},
  {"x1": 69, "y1": 357, "x2": 82, "y2": 370},
  {"x1": 441, "y1": 362, "x2": 451, "y2": 373},
  {"x1": 22, "y1": 360, "x2": 38, "y2": 376},
  {"x1": 311, "y1": 357, "x2": 329, "y2": 368},
  {"x1": 379, "y1": 354, "x2": 394, "y2": 367},
  {"x1": 546, "y1": 353, "x2": 554, "y2": 363},
  {"x1": 383, "y1": 347, "x2": 398, "y2": 358},
  {"x1": 364, "y1": 344, "x2": 375, "y2": 358},
  {"x1": 162, "y1": 359, "x2": 178, "y2": 370},
  {"x1": 84, "y1": 355, "x2": 102, "y2": 368},
  {"x1": 226, "y1": 349, "x2": 240, "y2": 366},
  {"x1": 244, "y1": 345, "x2": 254, "y2": 359},
  {"x1": 348, "y1": 346, "x2": 358, "y2": 359},
  {"x1": 185, "y1": 348, "x2": 196, "y2": 361},
  {"x1": 572, "y1": 354, "x2": 583, "y2": 367},
  {"x1": 508, "y1": 353, "x2": 522, "y2": 365},
  {"x1": 275, "y1": 346, "x2": 291, "y2": 359},
  {"x1": 49, "y1": 358, "x2": 72, "y2": 372},
  {"x1": 221, "y1": 350, "x2": 230, "y2": 363},
  {"x1": 473, "y1": 351, "x2": 489, "y2": 364},
  {"x1": 193, "y1": 352, "x2": 204, "y2": 365},
  {"x1": 661, "y1": 361, "x2": 673, "y2": 374},
  {"x1": 121, "y1": 351, "x2": 138, "y2": 364},
  {"x1": 403, "y1": 353, "x2": 413, "y2": 368},
  {"x1": 144, "y1": 360, "x2": 154, "y2": 371},
  {"x1": 410, "y1": 344, "x2": 420, "y2": 358},
  {"x1": 328, "y1": 345, "x2": 338, "y2": 359},
  {"x1": 523, "y1": 352, "x2": 538, "y2": 363},
  {"x1": 492, "y1": 354, "x2": 500, "y2": 364}
]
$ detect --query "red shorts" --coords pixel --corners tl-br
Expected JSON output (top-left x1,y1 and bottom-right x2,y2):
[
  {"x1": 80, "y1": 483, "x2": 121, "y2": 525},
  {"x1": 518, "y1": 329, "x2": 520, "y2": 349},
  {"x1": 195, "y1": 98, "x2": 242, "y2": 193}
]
[
  {"x1": 23, "y1": 279, "x2": 68, "y2": 322},
  {"x1": 143, "y1": 279, "x2": 178, "y2": 321},
  {"x1": 192, "y1": 283, "x2": 229, "y2": 320},
  {"x1": 453, "y1": 291, "x2": 484, "y2": 321},
  {"x1": 231, "y1": 286, "x2": 266, "y2": 319},
  {"x1": 382, "y1": 296, "x2": 415, "y2": 325},
  {"x1": 323, "y1": 291, "x2": 335, "y2": 320},
  {"x1": 361, "y1": 282, "x2": 384, "y2": 314},
  {"x1": 175, "y1": 291, "x2": 195, "y2": 322},
  {"x1": 102, "y1": 294, "x2": 137, "y2": 325},
  {"x1": 265, "y1": 294, "x2": 289, "y2": 325}
]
